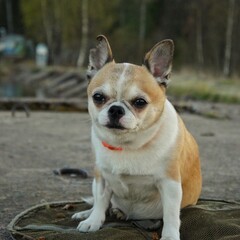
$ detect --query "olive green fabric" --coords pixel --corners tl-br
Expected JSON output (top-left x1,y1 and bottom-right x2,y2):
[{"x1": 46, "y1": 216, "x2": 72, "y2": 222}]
[{"x1": 8, "y1": 200, "x2": 240, "y2": 240}]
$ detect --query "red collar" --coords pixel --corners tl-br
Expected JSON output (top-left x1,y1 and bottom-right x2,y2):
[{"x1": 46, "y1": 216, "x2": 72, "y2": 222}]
[{"x1": 102, "y1": 141, "x2": 123, "y2": 151}]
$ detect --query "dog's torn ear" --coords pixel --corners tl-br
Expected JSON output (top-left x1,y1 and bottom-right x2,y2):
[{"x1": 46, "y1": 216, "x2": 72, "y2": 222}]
[
  {"x1": 87, "y1": 35, "x2": 114, "y2": 80},
  {"x1": 144, "y1": 39, "x2": 174, "y2": 87}
]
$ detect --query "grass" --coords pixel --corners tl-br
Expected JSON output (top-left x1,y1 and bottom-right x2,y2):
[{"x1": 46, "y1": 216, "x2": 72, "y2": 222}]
[{"x1": 168, "y1": 69, "x2": 240, "y2": 103}]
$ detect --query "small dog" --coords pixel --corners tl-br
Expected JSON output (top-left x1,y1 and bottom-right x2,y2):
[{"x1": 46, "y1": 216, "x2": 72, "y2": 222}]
[{"x1": 72, "y1": 35, "x2": 202, "y2": 240}]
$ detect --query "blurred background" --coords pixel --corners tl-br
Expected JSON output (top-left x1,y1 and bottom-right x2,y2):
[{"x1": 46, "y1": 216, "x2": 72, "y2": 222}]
[
  {"x1": 1, "y1": 2, "x2": 240, "y2": 237},
  {"x1": 0, "y1": 0, "x2": 240, "y2": 103}
]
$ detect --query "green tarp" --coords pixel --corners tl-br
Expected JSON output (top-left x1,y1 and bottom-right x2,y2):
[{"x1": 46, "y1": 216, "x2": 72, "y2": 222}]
[{"x1": 8, "y1": 199, "x2": 240, "y2": 240}]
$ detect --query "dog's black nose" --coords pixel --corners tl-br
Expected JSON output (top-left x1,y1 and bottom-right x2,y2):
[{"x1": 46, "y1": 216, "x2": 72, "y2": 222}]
[{"x1": 108, "y1": 105, "x2": 125, "y2": 120}]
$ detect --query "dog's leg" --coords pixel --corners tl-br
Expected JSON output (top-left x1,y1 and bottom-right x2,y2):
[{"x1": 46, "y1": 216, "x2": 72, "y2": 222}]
[
  {"x1": 159, "y1": 179, "x2": 182, "y2": 240},
  {"x1": 75, "y1": 177, "x2": 112, "y2": 232}
]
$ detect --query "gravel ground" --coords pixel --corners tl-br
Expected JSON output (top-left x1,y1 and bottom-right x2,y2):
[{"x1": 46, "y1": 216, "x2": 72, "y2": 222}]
[{"x1": 0, "y1": 101, "x2": 239, "y2": 239}]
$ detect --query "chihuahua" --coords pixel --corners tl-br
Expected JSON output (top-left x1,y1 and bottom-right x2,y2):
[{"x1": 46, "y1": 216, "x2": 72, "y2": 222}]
[{"x1": 72, "y1": 35, "x2": 202, "y2": 240}]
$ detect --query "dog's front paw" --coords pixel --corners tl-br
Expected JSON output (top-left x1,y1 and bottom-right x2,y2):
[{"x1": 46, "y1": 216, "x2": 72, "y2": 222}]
[
  {"x1": 76, "y1": 213, "x2": 105, "y2": 232},
  {"x1": 160, "y1": 237, "x2": 180, "y2": 240},
  {"x1": 72, "y1": 209, "x2": 92, "y2": 220}
]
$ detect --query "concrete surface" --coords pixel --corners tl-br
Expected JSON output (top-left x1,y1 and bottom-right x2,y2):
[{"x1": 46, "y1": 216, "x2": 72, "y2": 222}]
[{"x1": 0, "y1": 102, "x2": 239, "y2": 239}]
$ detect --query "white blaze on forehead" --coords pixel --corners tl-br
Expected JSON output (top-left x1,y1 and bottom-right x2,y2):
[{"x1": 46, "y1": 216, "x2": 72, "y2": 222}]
[{"x1": 116, "y1": 63, "x2": 131, "y2": 100}]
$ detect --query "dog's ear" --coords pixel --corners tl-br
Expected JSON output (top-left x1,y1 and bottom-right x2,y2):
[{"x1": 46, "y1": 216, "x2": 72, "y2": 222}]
[
  {"x1": 144, "y1": 39, "x2": 174, "y2": 87},
  {"x1": 87, "y1": 35, "x2": 114, "y2": 80}
]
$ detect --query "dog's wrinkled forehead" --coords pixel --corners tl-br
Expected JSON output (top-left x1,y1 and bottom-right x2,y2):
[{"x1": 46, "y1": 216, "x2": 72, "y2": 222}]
[{"x1": 88, "y1": 62, "x2": 160, "y2": 101}]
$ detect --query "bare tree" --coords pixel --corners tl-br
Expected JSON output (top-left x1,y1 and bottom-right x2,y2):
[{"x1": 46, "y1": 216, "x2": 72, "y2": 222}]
[
  {"x1": 40, "y1": 0, "x2": 54, "y2": 63},
  {"x1": 139, "y1": 0, "x2": 147, "y2": 57},
  {"x1": 77, "y1": 0, "x2": 88, "y2": 68},
  {"x1": 196, "y1": 5, "x2": 204, "y2": 68},
  {"x1": 40, "y1": 0, "x2": 62, "y2": 64},
  {"x1": 223, "y1": 0, "x2": 235, "y2": 77},
  {"x1": 6, "y1": 0, "x2": 13, "y2": 33}
]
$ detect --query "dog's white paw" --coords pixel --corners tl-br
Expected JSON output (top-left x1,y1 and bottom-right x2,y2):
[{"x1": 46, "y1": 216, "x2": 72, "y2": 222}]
[
  {"x1": 160, "y1": 237, "x2": 180, "y2": 240},
  {"x1": 76, "y1": 215, "x2": 105, "y2": 232},
  {"x1": 72, "y1": 209, "x2": 92, "y2": 220}
]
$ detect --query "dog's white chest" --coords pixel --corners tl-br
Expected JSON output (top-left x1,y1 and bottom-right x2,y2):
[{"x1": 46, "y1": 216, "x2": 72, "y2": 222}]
[
  {"x1": 102, "y1": 170, "x2": 163, "y2": 219},
  {"x1": 103, "y1": 171, "x2": 157, "y2": 199}
]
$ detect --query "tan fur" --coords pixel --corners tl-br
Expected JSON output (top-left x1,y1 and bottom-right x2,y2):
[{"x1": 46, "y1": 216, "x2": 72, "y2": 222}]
[{"x1": 167, "y1": 116, "x2": 202, "y2": 208}]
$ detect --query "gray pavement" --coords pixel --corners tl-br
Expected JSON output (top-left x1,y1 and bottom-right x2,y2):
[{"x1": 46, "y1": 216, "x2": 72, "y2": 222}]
[{"x1": 0, "y1": 103, "x2": 239, "y2": 238}]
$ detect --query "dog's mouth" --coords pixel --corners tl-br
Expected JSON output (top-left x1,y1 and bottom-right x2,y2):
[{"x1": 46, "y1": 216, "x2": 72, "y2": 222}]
[{"x1": 106, "y1": 123, "x2": 126, "y2": 130}]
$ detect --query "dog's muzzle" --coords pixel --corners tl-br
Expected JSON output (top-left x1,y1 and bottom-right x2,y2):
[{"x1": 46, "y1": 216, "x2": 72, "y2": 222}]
[{"x1": 107, "y1": 105, "x2": 125, "y2": 129}]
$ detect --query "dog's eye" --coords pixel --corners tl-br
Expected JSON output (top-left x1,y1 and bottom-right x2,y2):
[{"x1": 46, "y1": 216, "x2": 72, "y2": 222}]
[
  {"x1": 132, "y1": 98, "x2": 148, "y2": 109},
  {"x1": 92, "y1": 93, "x2": 106, "y2": 105}
]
